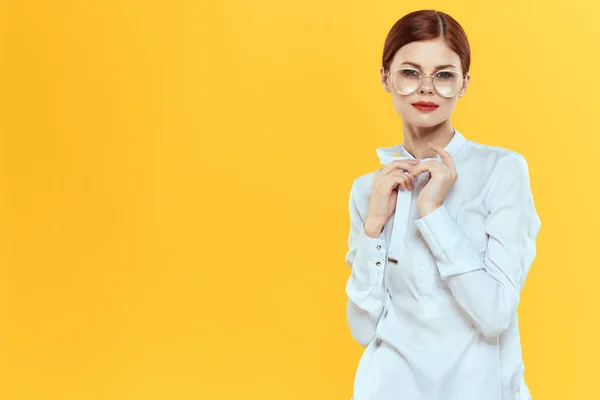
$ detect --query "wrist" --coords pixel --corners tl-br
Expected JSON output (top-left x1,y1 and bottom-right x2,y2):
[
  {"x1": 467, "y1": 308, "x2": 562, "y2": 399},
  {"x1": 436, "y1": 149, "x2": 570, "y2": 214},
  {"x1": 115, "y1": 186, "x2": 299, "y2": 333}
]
[
  {"x1": 364, "y1": 218, "x2": 384, "y2": 238},
  {"x1": 419, "y1": 202, "x2": 442, "y2": 217}
]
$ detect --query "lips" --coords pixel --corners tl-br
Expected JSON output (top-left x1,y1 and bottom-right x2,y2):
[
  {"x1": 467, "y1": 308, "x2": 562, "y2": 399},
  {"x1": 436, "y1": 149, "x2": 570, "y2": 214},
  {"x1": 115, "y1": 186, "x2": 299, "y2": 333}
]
[
  {"x1": 411, "y1": 101, "x2": 439, "y2": 107},
  {"x1": 411, "y1": 101, "x2": 439, "y2": 112}
]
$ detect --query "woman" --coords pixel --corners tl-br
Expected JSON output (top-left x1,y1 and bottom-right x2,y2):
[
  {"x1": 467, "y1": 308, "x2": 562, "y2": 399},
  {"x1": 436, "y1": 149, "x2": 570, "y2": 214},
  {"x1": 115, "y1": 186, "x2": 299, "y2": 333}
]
[{"x1": 344, "y1": 10, "x2": 541, "y2": 400}]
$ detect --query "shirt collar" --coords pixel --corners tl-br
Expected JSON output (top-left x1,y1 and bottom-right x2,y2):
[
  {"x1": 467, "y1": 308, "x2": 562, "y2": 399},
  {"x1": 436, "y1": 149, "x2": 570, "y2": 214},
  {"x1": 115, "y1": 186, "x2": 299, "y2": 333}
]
[{"x1": 376, "y1": 128, "x2": 467, "y2": 165}]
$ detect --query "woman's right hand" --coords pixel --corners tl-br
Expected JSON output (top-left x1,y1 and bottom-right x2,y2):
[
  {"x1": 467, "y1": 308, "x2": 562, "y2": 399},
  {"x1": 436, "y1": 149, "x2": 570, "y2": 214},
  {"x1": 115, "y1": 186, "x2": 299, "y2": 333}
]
[{"x1": 364, "y1": 159, "x2": 420, "y2": 237}]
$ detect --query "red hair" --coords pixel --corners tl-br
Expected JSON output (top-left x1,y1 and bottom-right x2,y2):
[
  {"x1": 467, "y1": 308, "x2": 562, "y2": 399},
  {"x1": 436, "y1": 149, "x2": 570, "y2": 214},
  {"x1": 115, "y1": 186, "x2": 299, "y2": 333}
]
[{"x1": 382, "y1": 10, "x2": 471, "y2": 76}]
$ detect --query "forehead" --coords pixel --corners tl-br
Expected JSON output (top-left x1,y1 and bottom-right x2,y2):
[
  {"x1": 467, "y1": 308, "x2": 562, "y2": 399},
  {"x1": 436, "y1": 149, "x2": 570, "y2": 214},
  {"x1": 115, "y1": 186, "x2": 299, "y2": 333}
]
[{"x1": 390, "y1": 38, "x2": 461, "y2": 70}]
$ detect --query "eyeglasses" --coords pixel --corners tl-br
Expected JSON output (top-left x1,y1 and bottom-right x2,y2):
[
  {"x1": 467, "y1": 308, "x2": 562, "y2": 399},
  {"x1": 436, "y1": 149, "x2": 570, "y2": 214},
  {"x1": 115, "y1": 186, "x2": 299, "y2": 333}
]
[{"x1": 385, "y1": 67, "x2": 466, "y2": 98}]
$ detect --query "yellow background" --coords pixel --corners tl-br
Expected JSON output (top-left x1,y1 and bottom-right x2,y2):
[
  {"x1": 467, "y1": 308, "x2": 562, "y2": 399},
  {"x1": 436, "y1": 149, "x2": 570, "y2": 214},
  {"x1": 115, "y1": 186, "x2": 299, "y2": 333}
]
[{"x1": 0, "y1": 1, "x2": 596, "y2": 399}]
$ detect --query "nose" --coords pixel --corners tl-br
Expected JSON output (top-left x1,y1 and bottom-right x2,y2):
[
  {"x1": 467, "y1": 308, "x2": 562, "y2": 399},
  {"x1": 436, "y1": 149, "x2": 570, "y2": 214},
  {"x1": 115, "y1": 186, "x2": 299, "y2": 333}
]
[{"x1": 418, "y1": 75, "x2": 435, "y2": 95}]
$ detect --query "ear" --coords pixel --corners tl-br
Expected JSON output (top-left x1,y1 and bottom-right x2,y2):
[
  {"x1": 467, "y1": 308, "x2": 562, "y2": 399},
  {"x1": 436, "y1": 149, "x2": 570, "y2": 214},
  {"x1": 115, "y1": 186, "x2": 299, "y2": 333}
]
[
  {"x1": 380, "y1": 66, "x2": 391, "y2": 93},
  {"x1": 457, "y1": 71, "x2": 471, "y2": 98}
]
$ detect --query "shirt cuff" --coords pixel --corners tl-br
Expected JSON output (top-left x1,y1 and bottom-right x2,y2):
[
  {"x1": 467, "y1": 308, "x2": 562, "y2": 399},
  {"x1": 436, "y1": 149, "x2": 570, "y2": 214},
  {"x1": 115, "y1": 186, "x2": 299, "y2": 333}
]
[
  {"x1": 356, "y1": 221, "x2": 387, "y2": 272},
  {"x1": 414, "y1": 204, "x2": 483, "y2": 279}
]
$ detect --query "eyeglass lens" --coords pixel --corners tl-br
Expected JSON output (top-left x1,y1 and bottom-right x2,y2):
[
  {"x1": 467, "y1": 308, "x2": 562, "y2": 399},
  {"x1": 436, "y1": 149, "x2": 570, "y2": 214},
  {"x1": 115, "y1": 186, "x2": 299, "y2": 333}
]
[{"x1": 390, "y1": 68, "x2": 462, "y2": 97}]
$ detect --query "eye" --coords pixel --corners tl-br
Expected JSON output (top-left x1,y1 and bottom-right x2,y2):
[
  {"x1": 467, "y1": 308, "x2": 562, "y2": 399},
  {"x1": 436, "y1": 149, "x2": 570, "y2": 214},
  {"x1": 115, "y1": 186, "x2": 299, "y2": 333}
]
[
  {"x1": 436, "y1": 71, "x2": 456, "y2": 79},
  {"x1": 401, "y1": 68, "x2": 419, "y2": 76}
]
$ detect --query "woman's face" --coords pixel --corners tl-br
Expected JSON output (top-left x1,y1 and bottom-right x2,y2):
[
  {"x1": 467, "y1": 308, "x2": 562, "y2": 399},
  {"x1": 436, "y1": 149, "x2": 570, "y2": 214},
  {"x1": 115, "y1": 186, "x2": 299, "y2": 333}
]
[{"x1": 380, "y1": 37, "x2": 471, "y2": 128}]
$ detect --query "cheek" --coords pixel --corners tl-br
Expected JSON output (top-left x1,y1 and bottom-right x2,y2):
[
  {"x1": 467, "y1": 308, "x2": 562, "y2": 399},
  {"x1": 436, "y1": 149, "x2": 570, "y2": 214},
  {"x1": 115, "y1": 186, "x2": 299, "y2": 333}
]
[
  {"x1": 390, "y1": 95, "x2": 414, "y2": 113},
  {"x1": 442, "y1": 99, "x2": 459, "y2": 114}
]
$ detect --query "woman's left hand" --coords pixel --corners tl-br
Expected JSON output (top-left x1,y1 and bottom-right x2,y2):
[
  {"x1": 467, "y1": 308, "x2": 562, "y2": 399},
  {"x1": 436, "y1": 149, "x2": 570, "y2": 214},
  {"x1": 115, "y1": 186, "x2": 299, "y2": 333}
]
[{"x1": 406, "y1": 142, "x2": 458, "y2": 217}]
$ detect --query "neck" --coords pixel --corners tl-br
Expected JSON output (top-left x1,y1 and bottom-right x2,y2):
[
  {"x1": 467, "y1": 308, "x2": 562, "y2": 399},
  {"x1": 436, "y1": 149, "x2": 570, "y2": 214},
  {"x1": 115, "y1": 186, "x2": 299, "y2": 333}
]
[{"x1": 401, "y1": 119, "x2": 455, "y2": 160}]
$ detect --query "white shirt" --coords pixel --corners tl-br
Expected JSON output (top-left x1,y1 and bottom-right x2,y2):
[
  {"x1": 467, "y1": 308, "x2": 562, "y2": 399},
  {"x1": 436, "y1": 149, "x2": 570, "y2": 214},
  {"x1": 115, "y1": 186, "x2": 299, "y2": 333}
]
[{"x1": 344, "y1": 129, "x2": 541, "y2": 400}]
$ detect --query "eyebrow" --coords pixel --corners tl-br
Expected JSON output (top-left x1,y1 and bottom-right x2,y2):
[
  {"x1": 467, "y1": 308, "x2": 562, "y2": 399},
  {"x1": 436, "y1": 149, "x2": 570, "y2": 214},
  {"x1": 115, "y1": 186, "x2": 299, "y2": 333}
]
[{"x1": 400, "y1": 61, "x2": 457, "y2": 70}]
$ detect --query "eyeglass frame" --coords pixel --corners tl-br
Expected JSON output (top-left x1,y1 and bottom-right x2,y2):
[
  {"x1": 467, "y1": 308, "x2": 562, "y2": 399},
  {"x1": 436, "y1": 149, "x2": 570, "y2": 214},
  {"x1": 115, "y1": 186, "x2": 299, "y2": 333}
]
[{"x1": 384, "y1": 66, "x2": 467, "y2": 98}]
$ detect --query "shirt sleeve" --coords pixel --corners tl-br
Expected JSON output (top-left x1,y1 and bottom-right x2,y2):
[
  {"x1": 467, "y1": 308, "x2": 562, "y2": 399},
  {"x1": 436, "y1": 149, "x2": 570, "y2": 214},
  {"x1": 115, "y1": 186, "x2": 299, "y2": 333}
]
[
  {"x1": 414, "y1": 153, "x2": 542, "y2": 337},
  {"x1": 344, "y1": 180, "x2": 388, "y2": 346}
]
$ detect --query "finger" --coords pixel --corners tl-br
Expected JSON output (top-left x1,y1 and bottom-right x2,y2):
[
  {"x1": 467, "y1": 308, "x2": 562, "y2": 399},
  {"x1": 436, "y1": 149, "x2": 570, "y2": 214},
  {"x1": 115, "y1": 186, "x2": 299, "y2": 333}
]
[
  {"x1": 407, "y1": 160, "x2": 442, "y2": 179},
  {"x1": 429, "y1": 142, "x2": 456, "y2": 170},
  {"x1": 390, "y1": 159, "x2": 420, "y2": 171},
  {"x1": 397, "y1": 174, "x2": 410, "y2": 191},
  {"x1": 389, "y1": 171, "x2": 413, "y2": 191},
  {"x1": 385, "y1": 171, "x2": 404, "y2": 191},
  {"x1": 406, "y1": 162, "x2": 428, "y2": 179},
  {"x1": 381, "y1": 159, "x2": 419, "y2": 176},
  {"x1": 403, "y1": 173, "x2": 413, "y2": 191},
  {"x1": 408, "y1": 160, "x2": 442, "y2": 179}
]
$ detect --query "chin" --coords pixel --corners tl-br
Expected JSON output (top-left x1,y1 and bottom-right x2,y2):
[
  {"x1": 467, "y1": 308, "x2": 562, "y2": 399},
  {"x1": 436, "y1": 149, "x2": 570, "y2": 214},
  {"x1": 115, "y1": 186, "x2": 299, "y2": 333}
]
[
  {"x1": 393, "y1": 103, "x2": 447, "y2": 125},
  {"x1": 399, "y1": 112, "x2": 449, "y2": 128}
]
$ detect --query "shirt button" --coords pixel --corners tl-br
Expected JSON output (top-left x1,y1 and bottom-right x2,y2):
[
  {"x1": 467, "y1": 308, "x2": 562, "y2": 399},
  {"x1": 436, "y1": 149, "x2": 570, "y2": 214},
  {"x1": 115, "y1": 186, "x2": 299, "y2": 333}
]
[
  {"x1": 376, "y1": 261, "x2": 381, "y2": 266},
  {"x1": 376, "y1": 245, "x2": 381, "y2": 250}
]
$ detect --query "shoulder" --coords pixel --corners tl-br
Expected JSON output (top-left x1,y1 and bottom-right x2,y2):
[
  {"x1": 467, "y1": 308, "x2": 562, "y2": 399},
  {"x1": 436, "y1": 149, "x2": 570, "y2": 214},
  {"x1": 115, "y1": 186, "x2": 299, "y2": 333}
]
[
  {"x1": 462, "y1": 139, "x2": 530, "y2": 178},
  {"x1": 465, "y1": 139, "x2": 527, "y2": 166},
  {"x1": 464, "y1": 141, "x2": 534, "y2": 211}
]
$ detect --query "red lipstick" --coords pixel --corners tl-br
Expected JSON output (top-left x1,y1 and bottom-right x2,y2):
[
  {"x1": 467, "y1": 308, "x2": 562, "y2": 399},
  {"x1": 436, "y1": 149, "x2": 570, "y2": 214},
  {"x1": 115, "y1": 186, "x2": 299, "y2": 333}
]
[{"x1": 411, "y1": 101, "x2": 439, "y2": 112}]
